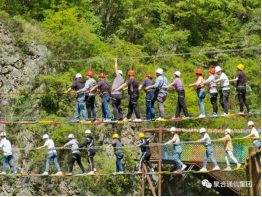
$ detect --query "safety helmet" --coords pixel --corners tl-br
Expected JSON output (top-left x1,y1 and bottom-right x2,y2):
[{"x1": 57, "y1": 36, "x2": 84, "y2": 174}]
[
  {"x1": 199, "y1": 128, "x2": 206, "y2": 133},
  {"x1": 225, "y1": 128, "x2": 231, "y2": 134},
  {"x1": 237, "y1": 64, "x2": 244, "y2": 71},
  {"x1": 209, "y1": 68, "x2": 215, "y2": 74},
  {"x1": 174, "y1": 71, "x2": 181, "y2": 77},
  {"x1": 138, "y1": 133, "x2": 145, "y2": 138},
  {"x1": 118, "y1": 70, "x2": 123, "y2": 75},
  {"x1": 43, "y1": 134, "x2": 49, "y2": 139},
  {"x1": 146, "y1": 73, "x2": 153, "y2": 79},
  {"x1": 112, "y1": 134, "x2": 119, "y2": 139},
  {"x1": 99, "y1": 73, "x2": 106, "y2": 78},
  {"x1": 156, "y1": 68, "x2": 163, "y2": 75},
  {"x1": 248, "y1": 121, "x2": 254, "y2": 126},
  {"x1": 215, "y1": 66, "x2": 222, "y2": 73},
  {"x1": 0, "y1": 132, "x2": 6, "y2": 137},
  {"x1": 128, "y1": 70, "x2": 135, "y2": 76},
  {"x1": 170, "y1": 127, "x2": 176, "y2": 132},
  {"x1": 195, "y1": 68, "x2": 202, "y2": 75},
  {"x1": 86, "y1": 71, "x2": 94, "y2": 77},
  {"x1": 68, "y1": 134, "x2": 74, "y2": 139},
  {"x1": 75, "y1": 73, "x2": 82, "y2": 78},
  {"x1": 85, "y1": 130, "x2": 91, "y2": 134}
]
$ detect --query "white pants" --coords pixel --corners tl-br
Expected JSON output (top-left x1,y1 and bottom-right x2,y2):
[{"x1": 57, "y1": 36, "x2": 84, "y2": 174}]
[{"x1": 225, "y1": 150, "x2": 238, "y2": 166}]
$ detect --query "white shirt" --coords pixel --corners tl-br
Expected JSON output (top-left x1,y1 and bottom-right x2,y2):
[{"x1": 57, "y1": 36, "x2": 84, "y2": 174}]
[
  {"x1": 44, "y1": 139, "x2": 57, "y2": 154},
  {"x1": 251, "y1": 128, "x2": 260, "y2": 143},
  {"x1": 198, "y1": 133, "x2": 211, "y2": 146},
  {"x1": 219, "y1": 73, "x2": 230, "y2": 90},
  {"x1": 0, "y1": 138, "x2": 12, "y2": 156}
]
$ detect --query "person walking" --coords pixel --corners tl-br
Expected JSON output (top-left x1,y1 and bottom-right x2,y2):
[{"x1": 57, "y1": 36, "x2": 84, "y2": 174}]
[{"x1": 243, "y1": 121, "x2": 261, "y2": 150}]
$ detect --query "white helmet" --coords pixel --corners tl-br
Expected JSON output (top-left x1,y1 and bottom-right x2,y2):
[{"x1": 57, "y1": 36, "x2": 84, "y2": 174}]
[
  {"x1": 0, "y1": 132, "x2": 6, "y2": 137},
  {"x1": 75, "y1": 73, "x2": 82, "y2": 78},
  {"x1": 85, "y1": 130, "x2": 91, "y2": 134},
  {"x1": 199, "y1": 128, "x2": 206, "y2": 133},
  {"x1": 174, "y1": 71, "x2": 181, "y2": 77},
  {"x1": 170, "y1": 127, "x2": 176, "y2": 132},
  {"x1": 215, "y1": 66, "x2": 222, "y2": 73},
  {"x1": 43, "y1": 134, "x2": 49, "y2": 139},
  {"x1": 225, "y1": 128, "x2": 231, "y2": 134},
  {"x1": 156, "y1": 68, "x2": 163, "y2": 75},
  {"x1": 248, "y1": 121, "x2": 254, "y2": 126},
  {"x1": 118, "y1": 70, "x2": 123, "y2": 75},
  {"x1": 68, "y1": 134, "x2": 74, "y2": 139}
]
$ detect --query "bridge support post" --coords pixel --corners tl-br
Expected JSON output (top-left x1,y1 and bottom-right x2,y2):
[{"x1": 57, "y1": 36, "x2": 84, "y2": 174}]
[{"x1": 158, "y1": 127, "x2": 162, "y2": 196}]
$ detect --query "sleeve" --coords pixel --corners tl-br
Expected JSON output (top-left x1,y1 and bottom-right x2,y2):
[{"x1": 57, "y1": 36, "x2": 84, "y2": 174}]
[
  {"x1": 166, "y1": 135, "x2": 177, "y2": 144},
  {"x1": 44, "y1": 141, "x2": 48, "y2": 147},
  {"x1": 78, "y1": 139, "x2": 89, "y2": 148},
  {"x1": 126, "y1": 79, "x2": 132, "y2": 85},
  {"x1": 198, "y1": 134, "x2": 208, "y2": 142},
  {"x1": 111, "y1": 139, "x2": 116, "y2": 146},
  {"x1": 97, "y1": 81, "x2": 102, "y2": 89},
  {"x1": 153, "y1": 78, "x2": 160, "y2": 87},
  {"x1": 165, "y1": 77, "x2": 170, "y2": 85},
  {"x1": 70, "y1": 81, "x2": 77, "y2": 89},
  {"x1": 64, "y1": 141, "x2": 72, "y2": 147},
  {"x1": 236, "y1": 72, "x2": 241, "y2": 78},
  {"x1": 138, "y1": 138, "x2": 149, "y2": 147},
  {"x1": 251, "y1": 128, "x2": 256, "y2": 136},
  {"x1": 78, "y1": 81, "x2": 90, "y2": 92},
  {"x1": 0, "y1": 141, "x2": 3, "y2": 148},
  {"x1": 204, "y1": 76, "x2": 212, "y2": 84},
  {"x1": 141, "y1": 80, "x2": 146, "y2": 86},
  {"x1": 220, "y1": 73, "x2": 226, "y2": 80}
]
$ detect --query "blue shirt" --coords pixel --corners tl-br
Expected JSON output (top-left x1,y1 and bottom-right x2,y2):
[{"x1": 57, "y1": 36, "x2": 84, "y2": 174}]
[{"x1": 154, "y1": 76, "x2": 169, "y2": 94}]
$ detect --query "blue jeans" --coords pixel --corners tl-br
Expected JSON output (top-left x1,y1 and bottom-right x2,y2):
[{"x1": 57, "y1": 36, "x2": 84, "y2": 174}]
[
  {"x1": 46, "y1": 152, "x2": 61, "y2": 172},
  {"x1": 254, "y1": 141, "x2": 261, "y2": 150},
  {"x1": 116, "y1": 153, "x2": 124, "y2": 172},
  {"x1": 146, "y1": 92, "x2": 155, "y2": 119},
  {"x1": 75, "y1": 96, "x2": 87, "y2": 120},
  {"x1": 3, "y1": 155, "x2": 16, "y2": 173},
  {"x1": 197, "y1": 90, "x2": 206, "y2": 115},
  {"x1": 203, "y1": 145, "x2": 218, "y2": 168},
  {"x1": 102, "y1": 96, "x2": 111, "y2": 119},
  {"x1": 174, "y1": 145, "x2": 183, "y2": 169}
]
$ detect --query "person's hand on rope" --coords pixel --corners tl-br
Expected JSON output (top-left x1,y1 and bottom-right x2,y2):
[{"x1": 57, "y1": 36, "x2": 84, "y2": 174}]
[{"x1": 61, "y1": 146, "x2": 64, "y2": 149}]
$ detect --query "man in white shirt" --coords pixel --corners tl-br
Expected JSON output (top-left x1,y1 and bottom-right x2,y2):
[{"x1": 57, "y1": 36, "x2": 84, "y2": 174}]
[
  {"x1": 0, "y1": 132, "x2": 17, "y2": 175},
  {"x1": 36, "y1": 134, "x2": 62, "y2": 175}
]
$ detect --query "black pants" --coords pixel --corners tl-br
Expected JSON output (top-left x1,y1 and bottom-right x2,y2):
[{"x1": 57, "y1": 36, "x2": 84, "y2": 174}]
[
  {"x1": 87, "y1": 152, "x2": 95, "y2": 171},
  {"x1": 112, "y1": 94, "x2": 123, "y2": 120},
  {"x1": 85, "y1": 95, "x2": 96, "y2": 119},
  {"x1": 139, "y1": 152, "x2": 153, "y2": 169},
  {"x1": 210, "y1": 93, "x2": 218, "y2": 113},
  {"x1": 69, "y1": 153, "x2": 86, "y2": 173},
  {"x1": 237, "y1": 89, "x2": 250, "y2": 112},
  {"x1": 175, "y1": 89, "x2": 189, "y2": 117},
  {"x1": 127, "y1": 94, "x2": 140, "y2": 119},
  {"x1": 220, "y1": 90, "x2": 230, "y2": 113}
]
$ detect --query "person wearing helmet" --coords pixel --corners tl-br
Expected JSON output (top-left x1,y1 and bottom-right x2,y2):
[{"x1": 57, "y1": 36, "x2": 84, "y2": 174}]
[
  {"x1": 79, "y1": 130, "x2": 97, "y2": 174},
  {"x1": 217, "y1": 129, "x2": 241, "y2": 170},
  {"x1": 145, "y1": 68, "x2": 169, "y2": 121},
  {"x1": 89, "y1": 73, "x2": 111, "y2": 122},
  {"x1": 228, "y1": 64, "x2": 251, "y2": 114},
  {"x1": 64, "y1": 73, "x2": 87, "y2": 122},
  {"x1": 111, "y1": 58, "x2": 124, "y2": 122},
  {"x1": 0, "y1": 132, "x2": 17, "y2": 175},
  {"x1": 36, "y1": 134, "x2": 62, "y2": 175},
  {"x1": 61, "y1": 134, "x2": 86, "y2": 175},
  {"x1": 243, "y1": 121, "x2": 261, "y2": 149},
  {"x1": 165, "y1": 71, "x2": 189, "y2": 118},
  {"x1": 139, "y1": 73, "x2": 155, "y2": 120},
  {"x1": 77, "y1": 71, "x2": 97, "y2": 122},
  {"x1": 164, "y1": 127, "x2": 187, "y2": 173},
  {"x1": 136, "y1": 133, "x2": 154, "y2": 173},
  {"x1": 115, "y1": 70, "x2": 141, "y2": 122},
  {"x1": 189, "y1": 68, "x2": 206, "y2": 118},
  {"x1": 211, "y1": 66, "x2": 230, "y2": 117},
  {"x1": 203, "y1": 68, "x2": 219, "y2": 117},
  {"x1": 106, "y1": 134, "x2": 125, "y2": 174},
  {"x1": 197, "y1": 128, "x2": 220, "y2": 171}
]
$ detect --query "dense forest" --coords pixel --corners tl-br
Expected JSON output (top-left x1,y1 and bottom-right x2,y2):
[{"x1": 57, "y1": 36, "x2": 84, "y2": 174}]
[{"x1": 0, "y1": 0, "x2": 261, "y2": 196}]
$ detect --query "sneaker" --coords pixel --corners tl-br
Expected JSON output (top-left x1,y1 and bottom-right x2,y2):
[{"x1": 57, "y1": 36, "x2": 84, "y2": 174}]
[
  {"x1": 94, "y1": 168, "x2": 97, "y2": 173},
  {"x1": 224, "y1": 166, "x2": 232, "y2": 171},
  {"x1": 182, "y1": 116, "x2": 189, "y2": 119},
  {"x1": 199, "y1": 168, "x2": 208, "y2": 172},
  {"x1": 221, "y1": 113, "x2": 228, "y2": 117},
  {"x1": 79, "y1": 120, "x2": 88, "y2": 123},
  {"x1": 209, "y1": 113, "x2": 218, "y2": 117},
  {"x1": 236, "y1": 111, "x2": 244, "y2": 114},
  {"x1": 123, "y1": 118, "x2": 132, "y2": 121},
  {"x1": 0, "y1": 172, "x2": 6, "y2": 175},
  {"x1": 133, "y1": 119, "x2": 142, "y2": 122},
  {"x1": 172, "y1": 116, "x2": 180, "y2": 119},
  {"x1": 198, "y1": 114, "x2": 206, "y2": 118},
  {"x1": 174, "y1": 169, "x2": 182, "y2": 173},
  {"x1": 237, "y1": 164, "x2": 242, "y2": 169},
  {"x1": 213, "y1": 166, "x2": 220, "y2": 170},
  {"x1": 117, "y1": 172, "x2": 125, "y2": 174},
  {"x1": 156, "y1": 117, "x2": 164, "y2": 121},
  {"x1": 71, "y1": 119, "x2": 79, "y2": 122},
  {"x1": 248, "y1": 111, "x2": 252, "y2": 114},
  {"x1": 181, "y1": 164, "x2": 187, "y2": 171},
  {"x1": 110, "y1": 120, "x2": 118, "y2": 123},
  {"x1": 55, "y1": 171, "x2": 63, "y2": 175},
  {"x1": 13, "y1": 171, "x2": 17, "y2": 174},
  {"x1": 65, "y1": 173, "x2": 73, "y2": 175},
  {"x1": 42, "y1": 171, "x2": 48, "y2": 175},
  {"x1": 151, "y1": 118, "x2": 156, "y2": 121},
  {"x1": 104, "y1": 119, "x2": 111, "y2": 123},
  {"x1": 134, "y1": 171, "x2": 142, "y2": 174},
  {"x1": 87, "y1": 171, "x2": 94, "y2": 175},
  {"x1": 112, "y1": 172, "x2": 117, "y2": 175}
]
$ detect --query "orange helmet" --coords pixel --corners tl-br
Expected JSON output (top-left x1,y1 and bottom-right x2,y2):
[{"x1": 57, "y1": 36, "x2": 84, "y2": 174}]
[
  {"x1": 128, "y1": 70, "x2": 135, "y2": 76},
  {"x1": 195, "y1": 68, "x2": 202, "y2": 74},
  {"x1": 99, "y1": 73, "x2": 106, "y2": 78},
  {"x1": 209, "y1": 68, "x2": 215, "y2": 74},
  {"x1": 146, "y1": 73, "x2": 153, "y2": 79},
  {"x1": 86, "y1": 71, "x2": 93, "y2": 77}
]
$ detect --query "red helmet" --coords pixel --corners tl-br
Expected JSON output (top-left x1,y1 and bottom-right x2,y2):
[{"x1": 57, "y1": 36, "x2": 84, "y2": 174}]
[
  {"x1": 128, "y1": 70, "x2": 135, "y2": 76},
  {"x1": 99, "y1": 73, "x2": 106, "y2": 78},
  {"x1": 195, "y1": 68, "x2": 202, "y2": 74},
  {"x1": 86, "y1": 71, "x2": 93, "y2": 77},
  {"x1": 209, "y1": 68, "x2": 215, "y2": 74},
  {"x1": 146, "y1": 73, "x2": 153, "y2": 79}
]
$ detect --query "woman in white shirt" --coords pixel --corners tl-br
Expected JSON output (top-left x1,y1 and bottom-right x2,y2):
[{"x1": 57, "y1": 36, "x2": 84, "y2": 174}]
[{"x1": 243, "y1": 121, "x2": 261, "y2": 150}]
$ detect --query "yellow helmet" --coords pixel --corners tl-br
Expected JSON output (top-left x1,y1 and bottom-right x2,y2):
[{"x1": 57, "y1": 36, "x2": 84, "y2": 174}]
[
  {"x1": 237, "y1": 64, "x2": 244, "y2": 71},
  {"x1": 138, "y1": 133, "x2": 145, "y2": 138},
  {"x1": 112, "y1": 133, "x2": 119, "y2": 139}
]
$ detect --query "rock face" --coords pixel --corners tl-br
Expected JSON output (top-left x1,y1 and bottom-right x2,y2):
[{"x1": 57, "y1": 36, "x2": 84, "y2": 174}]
[{"x1": 0, "y1": 22, "x2": 48, "y2": 115}]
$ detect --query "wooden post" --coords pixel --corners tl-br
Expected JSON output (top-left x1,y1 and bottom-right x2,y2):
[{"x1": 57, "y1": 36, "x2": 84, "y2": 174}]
[
  {"x1": 248, "y1": 147, "x2": 258, "y2": 196},
  {"x1": 142, "y1": 165, "x2": 145, "y2": 196},
  {"x1": 158, "y1": 127, "x2": 163, "y2": 196},
  {"x1": 143, "y1": 164, "x2": 156, "y2": 196}
]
